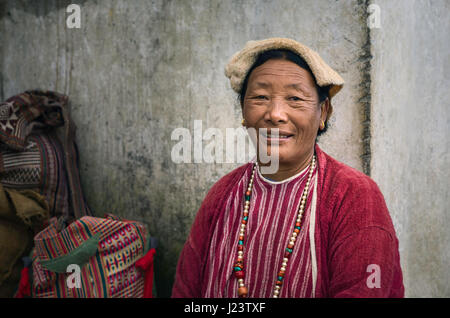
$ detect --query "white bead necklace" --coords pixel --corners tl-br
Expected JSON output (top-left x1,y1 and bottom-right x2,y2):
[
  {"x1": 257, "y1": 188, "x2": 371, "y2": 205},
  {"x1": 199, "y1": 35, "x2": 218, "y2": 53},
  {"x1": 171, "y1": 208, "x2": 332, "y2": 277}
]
[{"x1": 233, "y1": 155, "x2": 316, "y2": 298}]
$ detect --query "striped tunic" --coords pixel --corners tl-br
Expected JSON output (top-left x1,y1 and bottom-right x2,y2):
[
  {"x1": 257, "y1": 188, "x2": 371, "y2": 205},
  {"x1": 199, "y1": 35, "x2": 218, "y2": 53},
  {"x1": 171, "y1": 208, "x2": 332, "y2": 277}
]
[
  {"x1": 203, "y1": 162, "x2": 317, "y2": 298},
  {"x1": 173, "y1": 144, "x2": 404, "y2": 298}
]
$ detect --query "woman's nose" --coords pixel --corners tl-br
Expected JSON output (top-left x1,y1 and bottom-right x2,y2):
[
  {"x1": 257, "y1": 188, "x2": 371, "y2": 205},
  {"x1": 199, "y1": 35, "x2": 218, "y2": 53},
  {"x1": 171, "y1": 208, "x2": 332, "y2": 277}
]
[{"x1": 265, "y1": 98, "x2": 288, "y2": 124}]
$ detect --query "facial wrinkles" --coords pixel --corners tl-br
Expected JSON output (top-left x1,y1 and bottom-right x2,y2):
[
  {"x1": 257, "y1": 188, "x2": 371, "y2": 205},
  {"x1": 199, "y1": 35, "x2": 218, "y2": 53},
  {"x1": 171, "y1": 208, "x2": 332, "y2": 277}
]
[{"x1": 247, "y1": 65, "x2": 317, "y2": 102}]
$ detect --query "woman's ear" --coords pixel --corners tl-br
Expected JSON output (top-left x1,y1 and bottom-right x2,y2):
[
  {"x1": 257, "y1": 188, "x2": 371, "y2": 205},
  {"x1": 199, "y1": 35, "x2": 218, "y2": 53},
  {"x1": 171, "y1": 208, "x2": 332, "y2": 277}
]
[{"x1": 320, "y1": 98, "x2": 330, "y2": 129}]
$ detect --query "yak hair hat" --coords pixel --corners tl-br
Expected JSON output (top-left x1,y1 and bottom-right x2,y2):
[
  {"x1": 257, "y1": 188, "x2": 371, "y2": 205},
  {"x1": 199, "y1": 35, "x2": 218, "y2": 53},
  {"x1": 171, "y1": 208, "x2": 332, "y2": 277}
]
[{"x1": 225, "y1": 37, "x2": 344, "y2": 99}]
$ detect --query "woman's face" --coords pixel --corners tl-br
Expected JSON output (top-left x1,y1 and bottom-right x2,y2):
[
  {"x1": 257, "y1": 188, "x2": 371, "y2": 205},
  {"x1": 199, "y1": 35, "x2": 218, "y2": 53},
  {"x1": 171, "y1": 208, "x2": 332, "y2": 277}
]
[{"x1": 243, "y1": 59, "x2": 327, "y2": 173}]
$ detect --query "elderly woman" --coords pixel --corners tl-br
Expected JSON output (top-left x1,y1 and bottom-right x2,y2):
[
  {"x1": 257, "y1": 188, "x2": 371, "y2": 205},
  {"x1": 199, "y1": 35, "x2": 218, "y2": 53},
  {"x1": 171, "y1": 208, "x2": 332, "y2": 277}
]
[{"x1": 172, "y1": 38, "x2": 404, "y2": 298}]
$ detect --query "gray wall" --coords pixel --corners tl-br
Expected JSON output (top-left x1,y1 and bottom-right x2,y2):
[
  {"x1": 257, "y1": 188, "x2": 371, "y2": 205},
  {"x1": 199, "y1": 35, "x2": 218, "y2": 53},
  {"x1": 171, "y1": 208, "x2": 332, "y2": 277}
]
[
  {"x1": 370, "y1": 0, "x2": 450, "y2": 297},
  {"x1": 0, "y1": 0, "x2": 448, "y2": 297}
]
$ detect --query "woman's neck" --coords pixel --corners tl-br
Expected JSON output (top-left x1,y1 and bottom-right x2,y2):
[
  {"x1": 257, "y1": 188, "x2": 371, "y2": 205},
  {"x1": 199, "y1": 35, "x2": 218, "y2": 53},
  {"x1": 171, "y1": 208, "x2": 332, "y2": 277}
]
[{"x1": 258, "y1": 151, "x2": 314, "y2": 182}]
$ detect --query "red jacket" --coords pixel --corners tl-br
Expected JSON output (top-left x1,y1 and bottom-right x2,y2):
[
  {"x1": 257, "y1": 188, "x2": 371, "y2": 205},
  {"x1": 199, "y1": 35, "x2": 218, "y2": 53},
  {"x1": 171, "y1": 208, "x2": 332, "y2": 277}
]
[{"x1": 172, "y1": 144, "x2": 404, "y2": 298}]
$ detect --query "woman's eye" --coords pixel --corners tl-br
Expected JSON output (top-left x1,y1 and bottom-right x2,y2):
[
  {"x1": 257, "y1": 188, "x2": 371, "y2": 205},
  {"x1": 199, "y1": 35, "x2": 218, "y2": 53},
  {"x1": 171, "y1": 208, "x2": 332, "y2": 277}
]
[
  {"x1": 255, "y1": 95, "x2": 267, "y2": 100},
  {"x1": 289, "y1": 96, "x2": 302, "y2": 101}
]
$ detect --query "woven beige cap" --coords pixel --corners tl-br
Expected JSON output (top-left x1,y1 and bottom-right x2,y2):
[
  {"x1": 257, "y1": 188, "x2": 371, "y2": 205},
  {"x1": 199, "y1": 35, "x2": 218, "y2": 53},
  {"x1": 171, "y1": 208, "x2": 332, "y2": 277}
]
[{"x1": 225, "y1": 37, "x2": 344, "y2": 99}]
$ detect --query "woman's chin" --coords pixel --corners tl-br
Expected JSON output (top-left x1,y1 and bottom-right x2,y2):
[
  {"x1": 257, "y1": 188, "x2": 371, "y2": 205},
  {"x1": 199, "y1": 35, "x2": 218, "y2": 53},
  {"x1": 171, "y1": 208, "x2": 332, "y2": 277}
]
[{"x1": 265, "y1": 143, "x2": 294, "y2": 157}]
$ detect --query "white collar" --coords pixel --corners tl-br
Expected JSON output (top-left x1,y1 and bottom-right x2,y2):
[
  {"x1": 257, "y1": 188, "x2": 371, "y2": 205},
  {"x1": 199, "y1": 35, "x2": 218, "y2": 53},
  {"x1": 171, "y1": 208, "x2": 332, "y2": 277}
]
[{"x1": 255, "y1": 162, "x2": 309, "y2": 185}]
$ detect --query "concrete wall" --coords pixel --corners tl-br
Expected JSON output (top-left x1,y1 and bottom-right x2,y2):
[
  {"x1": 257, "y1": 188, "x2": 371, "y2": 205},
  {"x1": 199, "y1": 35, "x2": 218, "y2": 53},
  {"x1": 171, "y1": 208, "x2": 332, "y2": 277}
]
[
  {"x1": 0, "y1": 0, "x2": 448, "y2": 297},
  {"x1": 370, "y1": 0, "x2": 450, "y2": 297}
]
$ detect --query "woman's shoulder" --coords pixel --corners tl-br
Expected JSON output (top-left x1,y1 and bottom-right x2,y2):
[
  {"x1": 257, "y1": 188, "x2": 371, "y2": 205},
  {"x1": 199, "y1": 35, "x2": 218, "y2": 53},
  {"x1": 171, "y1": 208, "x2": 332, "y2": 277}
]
[
  {"x1": 204, "y1": 163, "x2": 251, "y2": 202},
  {"x1": 318, "y1": 146, "x2": 381, "y2": 196},
  {"x1": 317, "y1": 146, "x2": 394, "y2": 232},
  {"x1": 193, "y1": 163, "x2": 251, "y2": 229}
]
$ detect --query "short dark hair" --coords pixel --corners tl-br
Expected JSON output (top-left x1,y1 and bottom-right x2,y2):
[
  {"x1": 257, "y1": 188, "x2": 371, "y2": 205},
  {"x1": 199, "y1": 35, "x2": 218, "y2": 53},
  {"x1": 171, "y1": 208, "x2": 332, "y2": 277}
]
[{"x1": 238, "y1": 49, "x2": 331, "y2": 136}]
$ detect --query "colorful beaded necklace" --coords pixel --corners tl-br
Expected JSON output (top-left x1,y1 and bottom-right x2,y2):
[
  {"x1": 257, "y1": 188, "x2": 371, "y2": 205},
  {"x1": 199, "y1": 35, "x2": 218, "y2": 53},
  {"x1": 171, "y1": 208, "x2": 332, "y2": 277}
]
[{"x1": 233, "y1": 155, "x2": 316, "y2": 298}]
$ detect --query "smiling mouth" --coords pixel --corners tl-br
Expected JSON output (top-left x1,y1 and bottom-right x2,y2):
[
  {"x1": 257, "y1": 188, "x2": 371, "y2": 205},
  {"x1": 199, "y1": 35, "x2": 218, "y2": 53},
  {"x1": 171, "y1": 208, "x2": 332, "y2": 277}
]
[{"x1": 260, "y1": 131, "x2": 294, "y2": 141}]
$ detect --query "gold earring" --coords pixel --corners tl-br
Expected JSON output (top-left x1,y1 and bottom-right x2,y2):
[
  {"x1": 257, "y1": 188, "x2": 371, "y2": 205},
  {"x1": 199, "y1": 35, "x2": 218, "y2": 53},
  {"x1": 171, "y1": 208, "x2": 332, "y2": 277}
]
[
  {"x1": 242, "y1": 119, "x2": 246, "y2": 126},
  {"x1": 321, "y1": 120, "x2": 325, "y2": 129}
]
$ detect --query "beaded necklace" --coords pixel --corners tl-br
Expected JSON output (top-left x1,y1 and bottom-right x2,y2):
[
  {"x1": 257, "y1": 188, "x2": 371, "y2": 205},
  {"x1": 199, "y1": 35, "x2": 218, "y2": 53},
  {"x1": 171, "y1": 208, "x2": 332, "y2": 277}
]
[{"x1": 233, "y1": 155, "x2": 316, "y2": 298}]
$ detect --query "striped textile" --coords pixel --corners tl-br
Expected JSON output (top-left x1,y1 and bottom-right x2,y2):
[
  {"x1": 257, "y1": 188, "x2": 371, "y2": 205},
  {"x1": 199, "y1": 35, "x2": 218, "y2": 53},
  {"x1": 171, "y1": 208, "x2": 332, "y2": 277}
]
[
  {"x1": 0, "y1": 132, "x2": 69, "y2": 217},
  {"x1": 0, "y1": 90, "x2": 91, "y2": 220},
  {"x1": 0, "y1": 92, "x2": 65, "y2": 150},
  {"x1": 203, "y1": 162, "x2": 317, "y2": 298},
  {"x1": 32, "y1": 215, "x2": 148, "y2": 298}
]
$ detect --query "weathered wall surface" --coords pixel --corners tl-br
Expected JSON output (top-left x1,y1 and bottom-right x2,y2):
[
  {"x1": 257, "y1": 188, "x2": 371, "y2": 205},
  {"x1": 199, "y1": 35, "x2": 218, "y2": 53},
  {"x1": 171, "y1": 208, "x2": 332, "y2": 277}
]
[
  {"x1": 0, "y1": 0, "x2": 368, "y2": 297},
  {"x1": 370, "y1": 0, "x2": 450, "y2": 297},
  {"x1": 1, "y1": 0, "x2": 448, "y2": 297}
]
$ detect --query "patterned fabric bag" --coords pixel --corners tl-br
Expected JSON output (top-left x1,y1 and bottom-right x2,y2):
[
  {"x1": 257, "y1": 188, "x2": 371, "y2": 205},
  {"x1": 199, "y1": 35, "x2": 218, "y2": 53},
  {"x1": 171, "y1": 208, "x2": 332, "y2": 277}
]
[
  {"x1": 0, "y1": 91, "x2": 156, "y2": 298},
  {"x1": 0, "y1": 90, "x2": 90, "y2": 296},
  {"x1": 0, "y1": 90, "x2": 91, "y2": 222},
  {"x1": 31, "y1": 214, "x2": 155, "y2": 298}
]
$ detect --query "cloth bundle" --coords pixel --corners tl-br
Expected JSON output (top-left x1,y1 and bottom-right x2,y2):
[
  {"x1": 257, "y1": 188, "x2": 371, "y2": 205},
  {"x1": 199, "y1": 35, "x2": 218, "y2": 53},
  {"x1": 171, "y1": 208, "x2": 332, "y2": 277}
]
[
  {"x1": 1, "y1": 90, "x2": 156, "y2": 297},
  {"x1": 31, "y1": 215, "x2": 155, "y2": 298},
  {"x1": 0, "y1": 90, "x2": 91, "y2": 222},
  {"x1": 0, "y1": 184, "x2": 49, "y2": 297},
  {"x1": 0, "y1": 90, "x2": 91, "y2": 296}
]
